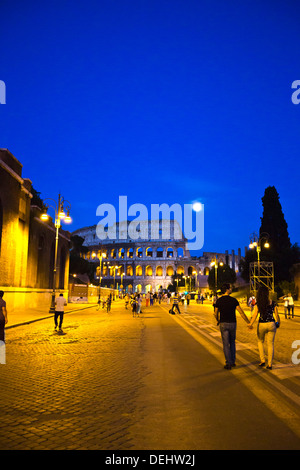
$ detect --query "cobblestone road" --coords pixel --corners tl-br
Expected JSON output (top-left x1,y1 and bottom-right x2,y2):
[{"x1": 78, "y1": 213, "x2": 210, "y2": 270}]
[
  {"x1": 1, "y1": 304, "x2": 148, "y2": 450},
  {"x1": 1, "y1": 300, "x2": 300, "y2": 450}
]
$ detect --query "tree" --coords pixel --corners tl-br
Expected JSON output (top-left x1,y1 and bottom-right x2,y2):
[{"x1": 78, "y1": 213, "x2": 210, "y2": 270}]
[
  {"x1": 30, "y1": 186, "x2": 47, "y2": 211},
  {"x1": 69, "y1": 235, "x2": 96, "y2": 282},
  {"x1": 208, "y1": 264, "x2": 236, "y2": 292},
  {"x1": 260, "y1": 186, "x2": 300, "y2": 284},
  {"x1": 241, "y1": 186, "x2": 300, "y2": 288}
]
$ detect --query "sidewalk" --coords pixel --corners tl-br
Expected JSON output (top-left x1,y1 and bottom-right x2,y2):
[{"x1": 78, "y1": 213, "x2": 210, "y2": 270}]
[{"x1": 6, "y1": 301, "x2": 122, "y2": 329}]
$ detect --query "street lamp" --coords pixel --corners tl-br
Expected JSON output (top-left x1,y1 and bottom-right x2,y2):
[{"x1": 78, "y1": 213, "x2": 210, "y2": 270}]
[
  {"x1": 210, "y1": 257, "x2": 224, "y2": 294},
  {"x1": 40, "y1": 193, "x2": 72, "y2": 313},
  {"x1": 249, "y1": 232, "x2": 270, "y2": 264},
  {"x1": 92, "y1": 251, "x2": 106, "y2": 302}
]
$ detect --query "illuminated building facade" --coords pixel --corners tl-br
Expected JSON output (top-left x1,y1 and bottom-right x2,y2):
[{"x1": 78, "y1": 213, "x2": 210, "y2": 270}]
[
  {"x1": 0, "y1": 149, "x2": 70, "y2": 312},
  {"x1": 72, "y1": 222, "x2": 242, "y2": 293}
]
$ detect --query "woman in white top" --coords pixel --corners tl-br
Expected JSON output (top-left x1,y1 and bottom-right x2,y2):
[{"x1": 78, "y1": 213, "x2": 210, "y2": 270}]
[{"x1": 286, "y1": 293, "x2": 294, "y2": 319}]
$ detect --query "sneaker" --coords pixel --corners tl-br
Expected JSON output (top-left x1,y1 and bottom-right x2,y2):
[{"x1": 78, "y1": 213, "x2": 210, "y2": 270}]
[
  {"x1": 266, "y1": 365, "x2": 272, "y2": 370},
  {"x1": 259, "y1": 362, "x2": 265, "y2": 367},
  {"x1": 224, "y1": 364, "x2": 231, "y2": 370}
]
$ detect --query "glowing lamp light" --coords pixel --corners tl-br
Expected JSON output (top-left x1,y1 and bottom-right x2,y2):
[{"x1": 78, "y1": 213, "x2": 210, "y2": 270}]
[
  {"x1": 264, "y1": 242, "x2": 270, "y2": 248},
  {"x1": 64, "y1": 214, "x2": 72, "y2": 223},
  {"x1": 41, "y1": 212, "x2": 49, "y2": 221}
]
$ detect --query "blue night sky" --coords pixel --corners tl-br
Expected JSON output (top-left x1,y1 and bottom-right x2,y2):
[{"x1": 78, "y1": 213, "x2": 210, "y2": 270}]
[{"x1": 1, "y1": 0, "x2": 300, "y2": 255}]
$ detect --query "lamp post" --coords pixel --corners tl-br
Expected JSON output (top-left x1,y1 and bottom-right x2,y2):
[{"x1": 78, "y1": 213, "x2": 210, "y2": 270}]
[
  {"x1": 40, "y1": 193, "x2": 72, "y2": 313},
  {"x1": 92, "y1": 252, "x2": 106, "y2": 303},
  {"x1": 249, "y1": 231, "x2": 270, "y2": 265},
  {"x1": 210, "y1": 257, "x2": 224, "y2": 294}
]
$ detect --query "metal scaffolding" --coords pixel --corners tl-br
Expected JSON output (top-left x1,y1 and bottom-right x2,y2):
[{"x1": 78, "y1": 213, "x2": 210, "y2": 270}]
[{"x1": 250, "y1": 261, "x2": 274, "y2": 294}]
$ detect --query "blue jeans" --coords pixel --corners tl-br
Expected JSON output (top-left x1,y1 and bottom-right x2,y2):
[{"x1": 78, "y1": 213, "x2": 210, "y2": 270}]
[{"x1": 220, "y1": 322, "x2": 237, "y2": 366}]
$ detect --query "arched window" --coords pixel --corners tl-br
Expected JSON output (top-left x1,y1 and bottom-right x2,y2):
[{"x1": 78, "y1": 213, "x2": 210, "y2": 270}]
[
  {"x1": 204, "y1": 267, "x2": 210, "y2": 275},
  {"x1": 156, "y1": 247, "x2": 163, "y2": 258},
  {"x1": 136, "y1": 265, "x2": 143, "y2": 276},
  {"x1": 156, "y1": 265, "x2": 163, "y2": 276},
  {"x1": 166, "y1": 247, "x2": 173, "y2": 258},
  {"x1": 177, "y1": 247, "x2": 184, "y2": 257},
  {"x1": 145, "y1": 265, "x2": 153, "y2": 276},
  {"x1": 136, "y1": 247, "x2": 143, "y2": 258},
  {"x1": 188, "y1": 266, "x2": 196, "y2": 276},
  {"x1": 127, "y1": 265, "x2": 133, "y2": 276},
  {"x1": 177, "y1": 266, "x2": 184, "y2": 275},
  {"x1": 166, "y1": 266, "x2": 174, "y2": 276},
  {"x1": 146, "y1": 247, "x2": 153, "y2": 257},
  {"x1": 119, "y1": 248, "x2": 125, "y2": 258},
  {"x1": 127, "y1": 247, "x2": 133, "y2": 258}
]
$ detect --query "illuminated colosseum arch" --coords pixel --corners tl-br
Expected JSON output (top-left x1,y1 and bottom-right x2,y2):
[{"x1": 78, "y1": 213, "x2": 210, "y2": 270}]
[
  {"x1": 136, "y1": 247, "x2": 143, "y2": 258},
  {"x1": 145, "y1": 265, "x2": 153, "y2": 276},
  {"x1": 156, "y1": 247, "x2": 163, "y2": 258},
  {"x1": 127, "y1": 265, "x2": 133, "y2": 276},
  {"x1": 136, "y1": 265, "x2": 143, "y2": 276},
  {"x1": 177, "y1": 247, "x2": 184, "y2": 257},
  {"x1": 188, "y1": 266, "x2": 196, "y2": 276},
  {"x1": 156, "y1": 265, "x2": 163, "y2": 276},
  {"x1": 146, "y1": 247, "x2": 153, "y2": 257},
  {"x1": 177, "y1": 266, "x2": 184, "y2": 275},
  {"x1": 166, "y1": 265, "x2": 174, "y2": 276},
  {"x1": 127, "y1": 247, "x2": 133, "y2": 258},
  {"x1": 166, "y1": 247, "x2": 173, "y2": 258}
]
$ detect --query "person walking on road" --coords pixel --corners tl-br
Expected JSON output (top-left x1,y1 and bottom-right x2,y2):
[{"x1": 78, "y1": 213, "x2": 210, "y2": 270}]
[
  {"x1": 248, "y1": 285, "x2": 280, "y2": 370},
  {"x1": 214, "y1": 283, "x2": 250, "y2": 369},
  {"x1": 0, "y1": 291, "x2": 8, "y2": 342},
  {"x1": 54, "y1": 293, "x2": 67, "y2": 332},
  {"x1": 286, "y1": 292, "x2": 294, "y2": 319},
  {"x1": 169, "y1": 292, "x2": 181, "y2": 314}
]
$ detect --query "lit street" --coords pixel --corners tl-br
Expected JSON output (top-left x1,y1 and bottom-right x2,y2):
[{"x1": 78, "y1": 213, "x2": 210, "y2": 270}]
[{"x1": 1, "y1": 300, "x2": 300, "y2": 450}]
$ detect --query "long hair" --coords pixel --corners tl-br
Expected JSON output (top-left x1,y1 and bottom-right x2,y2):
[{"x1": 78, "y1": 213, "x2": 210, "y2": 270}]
[{"x1": 256, "y1": 285, "x2": 269, "y2": 320}]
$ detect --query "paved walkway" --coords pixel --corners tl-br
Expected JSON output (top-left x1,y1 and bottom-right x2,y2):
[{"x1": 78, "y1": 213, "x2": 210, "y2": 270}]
[{"x1": 1, "y1": 299, "x2": 300, "y2": 451}]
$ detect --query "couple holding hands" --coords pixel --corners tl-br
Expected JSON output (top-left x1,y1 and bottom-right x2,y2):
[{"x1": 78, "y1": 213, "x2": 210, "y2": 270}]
[{"x1": 214, "y1": 283, "x2": 280, "y2": 370}]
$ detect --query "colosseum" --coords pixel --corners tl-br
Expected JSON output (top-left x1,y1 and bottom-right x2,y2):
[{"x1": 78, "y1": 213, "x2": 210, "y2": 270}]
[{"x1": 72, "y1": 220, "x2": 242, "y2": 294}]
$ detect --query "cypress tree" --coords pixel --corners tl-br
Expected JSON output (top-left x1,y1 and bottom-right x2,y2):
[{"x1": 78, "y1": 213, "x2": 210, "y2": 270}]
[
  {"x1": 259, "y1": 186, "x2": 297, "y2": 284},
  {"x1": 240, "y1": 186, "x2": 300, "y2": 287}
]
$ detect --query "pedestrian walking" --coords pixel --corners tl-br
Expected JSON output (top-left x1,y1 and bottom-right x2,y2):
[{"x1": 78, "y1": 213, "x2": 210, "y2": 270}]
[
  {"x1": 106, "y1": 295, "x2": 111, "y2": 312},
  {"x1": 169, "y1": 293, "x2": 181, "y2": 314},
  {"x1": 124, "y1": 294, "x2": 130, "y2": 309},
  {"x1": 248, "y1": 296, "x2": 256, "y2": 313},
  {"x1": 54, "y1": 293, "x2": 67, "y2": 331},
  {"x1": 0, "y1": 290, "x2": 8, "y2": 342},
  {"x1": 286, "y1": 293, "x2": 294, "y2": 319},
  {"x1": 214, "y1": 283, "x2": 250, "y2": 369},
  {"x1": 131, "y1": 295, "x2": 137, "y2": 317},
  {"x1": 136, "y1": 294, "x2": 142, "y2": 315},
  {"x1": 248, "y1": 286, "x2": 280, "y2": 369},
  {"x1": 283, "y1": 296, "x2": 289, "y2": 319}
]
